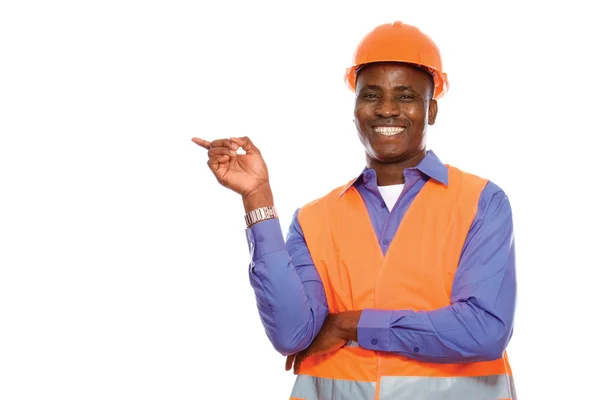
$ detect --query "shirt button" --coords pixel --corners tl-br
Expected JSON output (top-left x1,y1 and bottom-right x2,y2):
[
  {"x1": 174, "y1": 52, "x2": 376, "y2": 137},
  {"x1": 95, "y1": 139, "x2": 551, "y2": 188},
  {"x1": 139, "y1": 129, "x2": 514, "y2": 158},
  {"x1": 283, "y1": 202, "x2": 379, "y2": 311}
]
[
  {"x1": 413, "y1": 347, "x2": 419, "y2": 353},
  {"x1": 383, "y1": 239, "x2": 390, "y2": 245},
  {"x1": 371, "y1": 339, "x2": 378, "y2": 345},
  {"x1": 257, "y1": 236, "x2": 264, "y2": 242}
]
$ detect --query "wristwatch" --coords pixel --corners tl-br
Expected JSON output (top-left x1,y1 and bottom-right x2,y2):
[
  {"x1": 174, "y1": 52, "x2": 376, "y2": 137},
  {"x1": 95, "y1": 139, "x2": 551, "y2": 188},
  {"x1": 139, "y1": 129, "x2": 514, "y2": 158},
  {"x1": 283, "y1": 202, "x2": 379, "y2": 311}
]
[{"x1": 245, "y1": 206, "x2": 278, "y2": 228}]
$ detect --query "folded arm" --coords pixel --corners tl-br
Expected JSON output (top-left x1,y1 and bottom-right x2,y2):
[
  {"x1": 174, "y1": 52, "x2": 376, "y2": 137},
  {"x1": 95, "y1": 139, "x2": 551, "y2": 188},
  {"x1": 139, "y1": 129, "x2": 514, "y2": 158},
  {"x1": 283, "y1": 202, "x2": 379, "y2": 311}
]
[
  {"x1": 247, "y1": 210, "x2": 329, "y2": 356},
  {"x1": 355, "y1": 182, "x2": 517, "y2": 363}
]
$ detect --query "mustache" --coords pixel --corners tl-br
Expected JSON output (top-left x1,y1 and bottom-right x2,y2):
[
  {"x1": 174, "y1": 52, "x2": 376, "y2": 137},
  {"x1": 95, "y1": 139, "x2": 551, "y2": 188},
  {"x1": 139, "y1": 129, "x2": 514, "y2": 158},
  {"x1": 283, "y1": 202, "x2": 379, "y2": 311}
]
[{"x1": 371, "y1": 118, "x2": 407, "y2": 126}]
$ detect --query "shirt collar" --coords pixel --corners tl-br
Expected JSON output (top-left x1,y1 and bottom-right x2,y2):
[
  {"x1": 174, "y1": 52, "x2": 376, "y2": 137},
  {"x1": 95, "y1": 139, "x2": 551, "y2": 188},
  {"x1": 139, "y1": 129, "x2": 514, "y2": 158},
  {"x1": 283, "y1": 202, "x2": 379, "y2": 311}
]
[{"x1": 339, "y1": 150, "x2": 448, "y2": 197}]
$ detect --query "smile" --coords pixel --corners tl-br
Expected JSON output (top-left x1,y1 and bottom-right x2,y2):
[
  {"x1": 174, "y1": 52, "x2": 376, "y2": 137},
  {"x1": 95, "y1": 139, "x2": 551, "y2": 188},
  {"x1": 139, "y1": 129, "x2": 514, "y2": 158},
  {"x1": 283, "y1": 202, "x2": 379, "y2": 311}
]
[{"x1": 373, "y1": 126, "x2": 406, "y2": 136}]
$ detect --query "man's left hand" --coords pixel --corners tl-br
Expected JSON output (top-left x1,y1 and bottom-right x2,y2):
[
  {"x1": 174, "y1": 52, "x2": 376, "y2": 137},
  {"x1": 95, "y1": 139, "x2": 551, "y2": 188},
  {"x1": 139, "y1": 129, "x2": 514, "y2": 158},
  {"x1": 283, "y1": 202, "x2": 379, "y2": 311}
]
[{"x1": 285, "y1": 311, "x2": 362, "y2": 374}]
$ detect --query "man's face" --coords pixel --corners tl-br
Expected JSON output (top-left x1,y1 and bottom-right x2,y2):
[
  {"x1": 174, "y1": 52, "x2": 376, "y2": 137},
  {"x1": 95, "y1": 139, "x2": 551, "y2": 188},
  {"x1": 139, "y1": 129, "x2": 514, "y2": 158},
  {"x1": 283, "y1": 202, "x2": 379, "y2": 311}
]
[{"x1": 354, "y1": 62, "x2": 437, "y2": 164}]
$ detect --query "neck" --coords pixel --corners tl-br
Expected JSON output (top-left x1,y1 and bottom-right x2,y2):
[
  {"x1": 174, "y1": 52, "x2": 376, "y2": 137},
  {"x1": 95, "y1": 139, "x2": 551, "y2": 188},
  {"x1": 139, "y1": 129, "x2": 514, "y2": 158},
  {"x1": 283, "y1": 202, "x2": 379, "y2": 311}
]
[{"x1": 367, "y1": 151, "x2": 426, "y2": 186}]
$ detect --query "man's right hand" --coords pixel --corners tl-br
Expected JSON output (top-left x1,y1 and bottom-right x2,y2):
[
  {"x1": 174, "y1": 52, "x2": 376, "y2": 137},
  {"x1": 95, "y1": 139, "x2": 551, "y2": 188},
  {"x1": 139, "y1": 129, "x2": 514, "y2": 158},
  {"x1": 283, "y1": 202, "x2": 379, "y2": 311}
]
[{"x1": 192, "y1": 136, "x2": 270, "y2": 198}]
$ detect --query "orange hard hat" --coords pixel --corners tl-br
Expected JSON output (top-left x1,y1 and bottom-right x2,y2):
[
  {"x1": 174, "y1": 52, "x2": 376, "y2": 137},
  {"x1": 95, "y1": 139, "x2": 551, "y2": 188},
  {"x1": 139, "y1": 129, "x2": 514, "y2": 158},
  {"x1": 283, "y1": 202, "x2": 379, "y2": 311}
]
[{"x1": 344, "y1": 21, "x2": 449, "y2": 99}]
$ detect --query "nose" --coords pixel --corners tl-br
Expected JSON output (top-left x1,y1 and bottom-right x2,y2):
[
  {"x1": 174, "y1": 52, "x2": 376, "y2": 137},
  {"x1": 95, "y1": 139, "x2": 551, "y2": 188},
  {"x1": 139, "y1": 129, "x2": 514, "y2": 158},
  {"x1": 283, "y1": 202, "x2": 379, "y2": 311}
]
[{"x1": 375, "y1": 97, "x2": 400, "y2": 118}]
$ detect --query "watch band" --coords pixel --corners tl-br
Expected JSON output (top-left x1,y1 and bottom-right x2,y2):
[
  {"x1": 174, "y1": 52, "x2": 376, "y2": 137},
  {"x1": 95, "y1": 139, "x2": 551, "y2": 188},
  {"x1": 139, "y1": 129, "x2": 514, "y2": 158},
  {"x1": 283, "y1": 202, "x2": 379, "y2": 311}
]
[{"x1": 244, "y1": 206, "x2": 278, "y2": 228}]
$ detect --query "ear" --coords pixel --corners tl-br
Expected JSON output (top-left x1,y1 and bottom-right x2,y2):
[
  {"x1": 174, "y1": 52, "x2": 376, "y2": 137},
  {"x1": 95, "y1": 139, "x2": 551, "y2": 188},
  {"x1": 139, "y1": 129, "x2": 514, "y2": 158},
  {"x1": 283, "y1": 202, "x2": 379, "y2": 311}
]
[{"x1": 428, "y1": 99, "x2": 438, "y2": 125}]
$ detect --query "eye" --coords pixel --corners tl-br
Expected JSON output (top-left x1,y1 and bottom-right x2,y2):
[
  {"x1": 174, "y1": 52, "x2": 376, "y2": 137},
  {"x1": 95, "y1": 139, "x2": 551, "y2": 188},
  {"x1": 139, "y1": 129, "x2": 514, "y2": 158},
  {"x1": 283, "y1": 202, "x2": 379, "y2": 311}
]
[
  {"x1": 361, "y1": 93, "x2": 379, "y2": 100},
  {"x1": 398, "y1": 94, "x2": 414, "y2": 100}
]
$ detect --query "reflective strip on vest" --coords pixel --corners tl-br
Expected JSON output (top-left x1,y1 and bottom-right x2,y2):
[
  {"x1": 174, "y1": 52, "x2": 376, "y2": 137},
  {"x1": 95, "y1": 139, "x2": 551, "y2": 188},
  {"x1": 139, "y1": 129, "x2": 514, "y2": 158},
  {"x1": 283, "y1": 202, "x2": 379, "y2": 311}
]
[
  {"x1": 510, "y1": 375, "x2": 518, "y2": 400},
  {"x1": 290, "y1": 375, "x2": 516, "y2": 400},
  {"x1": 291, "y1": 375, "x2": 376, "y2": 400},
  {"x1": 379, "y1": 375, "x2": 516, "y2": 400}
]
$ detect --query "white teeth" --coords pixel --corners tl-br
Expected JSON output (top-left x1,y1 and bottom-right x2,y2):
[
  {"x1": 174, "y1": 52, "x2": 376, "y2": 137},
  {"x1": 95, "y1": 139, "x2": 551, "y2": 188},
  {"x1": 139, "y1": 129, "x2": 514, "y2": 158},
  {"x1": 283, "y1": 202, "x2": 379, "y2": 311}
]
[{"x1": 373, "y1": 126, "x2": 405, "y2": 136}]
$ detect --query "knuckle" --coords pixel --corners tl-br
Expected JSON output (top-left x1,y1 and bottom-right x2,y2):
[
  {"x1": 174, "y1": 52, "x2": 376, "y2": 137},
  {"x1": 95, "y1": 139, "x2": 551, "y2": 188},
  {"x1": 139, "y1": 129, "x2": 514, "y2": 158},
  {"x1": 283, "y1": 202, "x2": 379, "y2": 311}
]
[{"x1": 208, "y1": 148, "x2": 226, "y2": 156}]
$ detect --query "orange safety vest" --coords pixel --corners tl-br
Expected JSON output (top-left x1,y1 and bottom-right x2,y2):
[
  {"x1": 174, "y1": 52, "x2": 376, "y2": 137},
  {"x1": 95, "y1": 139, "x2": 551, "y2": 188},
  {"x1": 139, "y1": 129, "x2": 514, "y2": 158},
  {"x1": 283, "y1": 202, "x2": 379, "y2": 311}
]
[{"x1": 292, "y1": 166, "x2": 515, "y2": 400}]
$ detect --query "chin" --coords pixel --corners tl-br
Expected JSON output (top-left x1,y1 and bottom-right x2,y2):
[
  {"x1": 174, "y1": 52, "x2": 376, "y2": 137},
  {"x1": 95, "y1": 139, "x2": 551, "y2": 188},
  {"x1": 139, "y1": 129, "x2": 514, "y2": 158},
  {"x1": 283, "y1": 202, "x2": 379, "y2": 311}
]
[{"x1": 372, "y1": 151, "x2": 407, "y2": 163}]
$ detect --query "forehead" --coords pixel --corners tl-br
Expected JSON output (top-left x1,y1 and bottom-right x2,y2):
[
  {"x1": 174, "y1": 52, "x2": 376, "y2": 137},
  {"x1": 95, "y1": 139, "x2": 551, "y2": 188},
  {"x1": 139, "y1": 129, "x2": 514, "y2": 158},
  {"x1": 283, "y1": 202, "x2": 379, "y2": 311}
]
[{"x1": 356, "y1": 62, "x2": 431, "y2": 91}]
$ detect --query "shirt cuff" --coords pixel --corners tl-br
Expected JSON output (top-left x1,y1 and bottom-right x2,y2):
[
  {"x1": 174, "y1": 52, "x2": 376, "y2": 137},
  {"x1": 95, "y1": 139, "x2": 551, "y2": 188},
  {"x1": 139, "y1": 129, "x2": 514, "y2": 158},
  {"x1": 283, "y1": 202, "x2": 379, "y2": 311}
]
[
  {"x1": 245, "y1": 218, "x2": 286, "y2": 260},
  {"x1": 357, "y1": 309, "x2": 392, "y2": 351}
]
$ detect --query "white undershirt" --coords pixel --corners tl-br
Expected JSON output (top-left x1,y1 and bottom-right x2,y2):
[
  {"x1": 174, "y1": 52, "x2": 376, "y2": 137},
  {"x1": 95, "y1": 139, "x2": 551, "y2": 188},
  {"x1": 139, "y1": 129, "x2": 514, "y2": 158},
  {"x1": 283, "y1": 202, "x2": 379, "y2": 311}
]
[{"x1": 378, "y1": 184, "x2": 404, "y2": 211}]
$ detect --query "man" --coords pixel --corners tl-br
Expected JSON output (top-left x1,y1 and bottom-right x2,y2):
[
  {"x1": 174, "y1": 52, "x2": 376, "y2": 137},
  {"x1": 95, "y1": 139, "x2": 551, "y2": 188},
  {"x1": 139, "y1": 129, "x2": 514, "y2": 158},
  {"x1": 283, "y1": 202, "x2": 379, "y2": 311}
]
[{"x1": 193, "y1": 21, "x2": 517, "y2": 400}]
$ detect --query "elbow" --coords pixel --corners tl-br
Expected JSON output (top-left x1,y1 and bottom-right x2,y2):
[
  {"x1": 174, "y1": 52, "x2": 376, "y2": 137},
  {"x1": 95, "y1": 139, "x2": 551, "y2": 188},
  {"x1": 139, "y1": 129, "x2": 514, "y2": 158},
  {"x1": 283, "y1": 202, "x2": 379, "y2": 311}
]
[
  {"x1": 478, "y1": 343, "x2": 505, "y2": 361},
  {"x1": 463, "y1": 299, "x2": 514, "y2": 362},
  {"x1": 475, "y1": 327, "x2": 512, "y2": 361},
  {"x1": 270, "y1": 334, "x2": 310, "y2": 356},
  {"x1": 273, "y1": 342, "x2": 302, "y2": 357},
  {"x1": 266, "y1": 321, "x2": 316, "y2": 356},
  {"x1": 261, "y1": 305, "x2": 328, "y2": 356}
]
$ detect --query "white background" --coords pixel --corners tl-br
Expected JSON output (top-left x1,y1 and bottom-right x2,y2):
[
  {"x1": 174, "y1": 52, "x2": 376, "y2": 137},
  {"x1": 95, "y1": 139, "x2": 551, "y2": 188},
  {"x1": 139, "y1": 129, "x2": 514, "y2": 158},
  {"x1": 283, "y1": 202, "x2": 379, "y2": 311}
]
[{"x1": 1, "y1": 1, "x2": 599, "y2": 399}]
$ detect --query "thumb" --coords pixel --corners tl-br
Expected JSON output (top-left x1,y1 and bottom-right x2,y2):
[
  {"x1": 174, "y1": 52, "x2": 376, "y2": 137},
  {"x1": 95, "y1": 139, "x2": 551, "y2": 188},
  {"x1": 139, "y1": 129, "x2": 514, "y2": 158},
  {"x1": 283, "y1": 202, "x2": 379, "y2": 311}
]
[{"x1": 230, "y1": 136, "x2": 259, "y2": 154}]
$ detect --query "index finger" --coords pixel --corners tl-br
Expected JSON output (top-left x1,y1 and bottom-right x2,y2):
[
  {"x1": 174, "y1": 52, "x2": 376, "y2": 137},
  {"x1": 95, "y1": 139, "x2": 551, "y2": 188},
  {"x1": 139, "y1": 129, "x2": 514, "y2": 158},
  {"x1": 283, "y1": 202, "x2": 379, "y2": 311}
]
[
  {"x1": 209, "y1": 138, "x2": 238, "y2": 151},
  {"x1": 293, "y1": 352, "x2": 306, "y2": 374},
  {"x1": 285, "y1": 355, "x2": 295, "y2": 371},
  {"x1": 191, "y1": 137, "x2": 211, "y2": 150}
]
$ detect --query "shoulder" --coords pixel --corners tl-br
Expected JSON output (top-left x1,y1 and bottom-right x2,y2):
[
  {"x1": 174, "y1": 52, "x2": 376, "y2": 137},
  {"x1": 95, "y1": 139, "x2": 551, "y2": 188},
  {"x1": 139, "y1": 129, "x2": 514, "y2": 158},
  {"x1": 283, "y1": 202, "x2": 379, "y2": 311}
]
[
  {"x1": 454, "y1": 168, "x2": 513, "y2": 225},
  {"x1": 448, "y1": 165, "x2": 509, "y2": 200}
]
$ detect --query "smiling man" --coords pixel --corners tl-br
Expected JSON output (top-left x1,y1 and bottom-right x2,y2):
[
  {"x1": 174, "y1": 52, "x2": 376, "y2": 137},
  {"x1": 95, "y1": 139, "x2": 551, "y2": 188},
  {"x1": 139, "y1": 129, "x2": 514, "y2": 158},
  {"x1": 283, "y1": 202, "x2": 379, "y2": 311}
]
[{"x1": 193, "y1": 21, "x2": 517, "y2": 400}]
